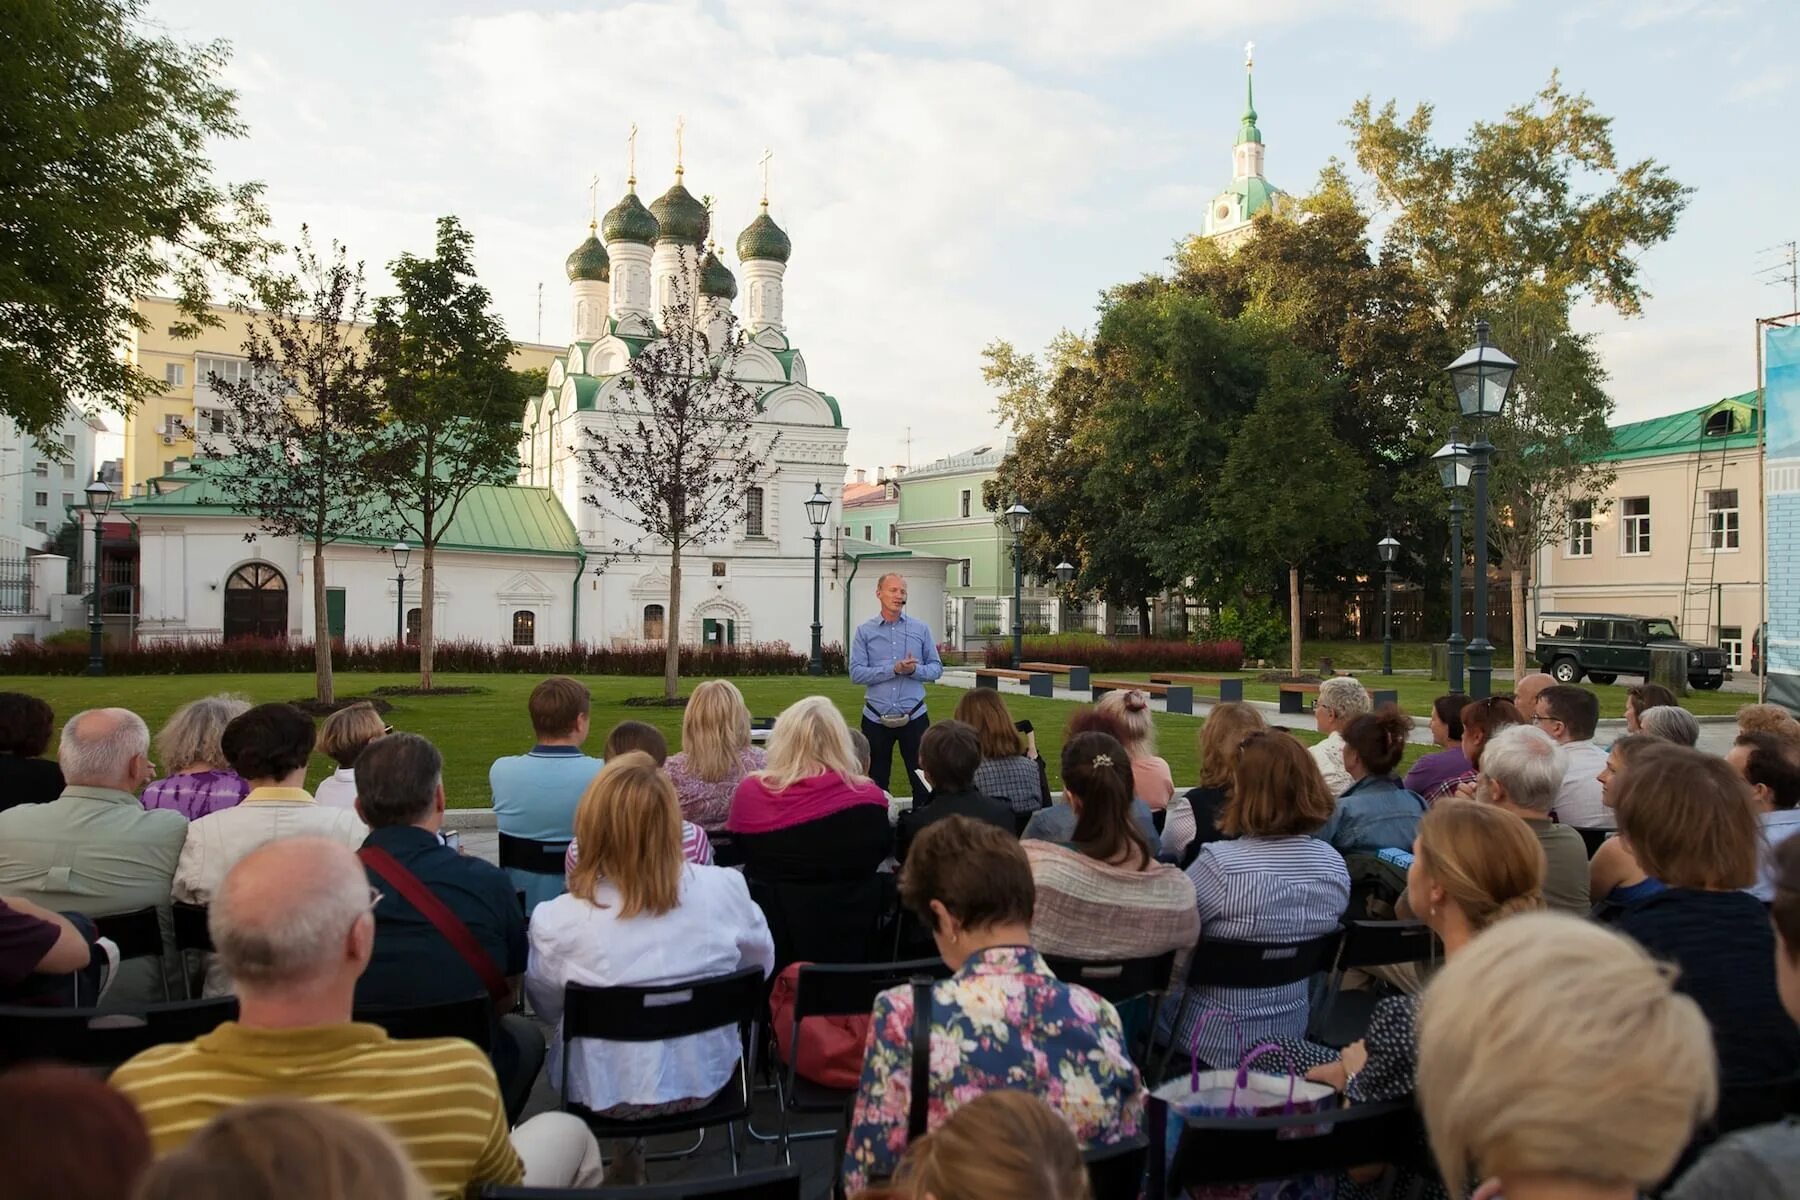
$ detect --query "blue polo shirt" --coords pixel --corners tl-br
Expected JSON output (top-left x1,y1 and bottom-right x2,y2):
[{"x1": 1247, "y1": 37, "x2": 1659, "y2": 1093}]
[
  {"x1": 355, "y1": 825, "x2": 527, "y2": 1010},
  {"x1": 490, "y1": 745, "x2": 604, "y2": 911}
]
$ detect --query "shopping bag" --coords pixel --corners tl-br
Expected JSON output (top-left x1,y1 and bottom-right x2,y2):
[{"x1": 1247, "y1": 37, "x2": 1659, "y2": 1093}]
[{"x1": 1152, "y1": 1010, "x2": 1337, "y2": 1200}]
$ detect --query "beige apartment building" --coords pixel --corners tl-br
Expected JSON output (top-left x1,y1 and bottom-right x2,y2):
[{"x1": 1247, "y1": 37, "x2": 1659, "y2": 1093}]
[
  {"x1": 1534, "y1": 393, "x2": 1763, "y2": 669},
  {"x1": 122, "y1": 296, "x2": 562, "y2": 493}
]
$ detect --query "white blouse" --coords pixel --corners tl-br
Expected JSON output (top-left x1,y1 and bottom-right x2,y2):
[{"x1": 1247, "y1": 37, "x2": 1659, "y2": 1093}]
[
  {"x1": 312, "y1": 768, "x2": 358, "y2": 810},
  {"x1": 526, "y1": 863, "x2": 775, "y2": 1112}
]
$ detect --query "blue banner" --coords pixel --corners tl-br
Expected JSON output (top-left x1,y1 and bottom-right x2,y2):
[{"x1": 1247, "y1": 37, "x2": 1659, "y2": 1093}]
[{"x1": 1765, "y1": 324, "x2": 1800, "y2": 710}]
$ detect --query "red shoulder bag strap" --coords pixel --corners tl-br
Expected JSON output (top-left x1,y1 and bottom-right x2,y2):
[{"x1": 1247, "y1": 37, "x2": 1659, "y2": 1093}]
[{"x1": 359, "y1": 845, "x2": 510, "y2": 1005}]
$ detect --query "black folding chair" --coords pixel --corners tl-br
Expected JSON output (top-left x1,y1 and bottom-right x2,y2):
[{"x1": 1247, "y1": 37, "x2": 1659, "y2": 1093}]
[
  {"x1": 1084, "y1": 1135, "x2": 1149, "y2": 1200},
  {"x1": 355, "y1": 993, "x2": 492, "y2": 1052},
  {"x1": 1154, "y1": 1095, "x2": 1430, "y2": 1196},
  {"x1": 559, "y1": 968, "x2": 765, "y2": 1175},
  {"x1": 497, "y1": 833, "x2": 571, "y2": 876},
  {"x1": 91, "y1": 906, "x2": 171, "y2": 1002},
  {"x1": 170, "y1": 902, "x2": 212, "y2": 1000},
  {"x1": 1043, "y1": 951, "x2": 1177, "y2": 1006},
  {"x1": 1156, "y1": 930, "x2": 1344, "y2": 1081},
  {"x1": 0, "y1": 996, "x2": 237, "y2": 1071},
  {"x1": 1310, "y1": 920, "x2": 1438, "y2": 1048},
  {"x1": 480, "y1": 1163, "x2": 801, "y2": 1199},
  {"x1": 748, "y1": 875, "x2": 895, "y2": 972},
  {"x1": 1571, "y1": 827, "x2": 1613, "y2": 859},
  {"x1": 753, "y1": 957, "x2": 951, "y2": 1161}
]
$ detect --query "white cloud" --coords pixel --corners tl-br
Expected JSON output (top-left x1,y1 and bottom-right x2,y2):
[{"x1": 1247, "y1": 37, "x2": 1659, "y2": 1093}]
[{"x1": 1729, "y1": 66, "x2": 1792, "y2": 102}]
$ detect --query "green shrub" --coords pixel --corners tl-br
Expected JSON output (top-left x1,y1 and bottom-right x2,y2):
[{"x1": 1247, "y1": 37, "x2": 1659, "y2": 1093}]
[{"x1": 1199, "y1": 599, "x2": 1288, "y2": 661}]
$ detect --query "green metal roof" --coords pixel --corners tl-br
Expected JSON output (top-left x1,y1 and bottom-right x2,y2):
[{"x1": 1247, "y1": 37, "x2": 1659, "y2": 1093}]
[
  {"x1": 649, "y1": 179, "x2": 709, "y2": 245},
  {"x1": 602, "y1": 189, "x2": 659, "y2": 244},
  {"x1": 699, "y1": 248, "x2": 737, "y2": 299},
  {"x1": 1221, "y1": 175, "x2": 1285, "y2": 216},
  {"x1": 840, "y1": 537, "x2": 911, "y2": 559},
  {"x1": 736, "y1": 204, "x2": 792, "y2": 263},
  {"x1": 120, "y1": 476, "x2": 581, "y2": 557},
  {"x1": 1239, "y1": 70, "x2": 1262, "y2": 145},
  {"x1": 565, "y1": 234, "x2": 609, "y2": 282},
  {"x1": 568, "y1": 375, "x2": 601, "y2": 410},
  {"x1": 1592, "y1": 392, "x2": 1760, "y2": 462}
]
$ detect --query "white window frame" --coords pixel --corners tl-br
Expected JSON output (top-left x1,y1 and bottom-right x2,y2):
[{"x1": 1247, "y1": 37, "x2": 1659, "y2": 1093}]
[
  {"x1": 1707, "y1": 489, "x2": 1740, "y2": 552},
  {"x1": 1621, "y1": 496, "x2": 1651, "y2": 556},
  {"x1": 888, "y1": 526, "x2": 898, "y2": 546},
  {"x1": 862, "y1": 524, "x2": 872, "y2": 541},
  {"x1": 1719, "y1": 625, "x2": 1745, "y2": 670},
  {"x1": 1567, "y1": 500, "x2": 1593, "y2": 557},
  {"x1": 743, "y1": 486, "x2": 765, "y2": 538},
  {"x1": 164, "y1": 362, "x2": 187, "y2": 387},
  {"x1": 32, "y1": 492, "x2": 47, "y2": 509},
  {"x1": 959, "y1": 489, "x2": 971, "y2": 519}
]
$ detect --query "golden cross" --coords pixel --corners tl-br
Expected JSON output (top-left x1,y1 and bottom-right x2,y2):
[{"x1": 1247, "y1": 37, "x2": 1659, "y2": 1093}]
[
  {"x1": 587, "y1": 172, "x2": 600, "y2": 230},
  {"x1": 759, "y1": 148, "x2": 773, "y2": 205},
  {"x1": 626, "y1": 123, "x2": 638, "y2": 187},
  {"x1": 675, "y1": 115, "x2": 686, "y2": 176},
  {"x1": 1245, "y1": 40, "x2": 1255, "y2": 68}
]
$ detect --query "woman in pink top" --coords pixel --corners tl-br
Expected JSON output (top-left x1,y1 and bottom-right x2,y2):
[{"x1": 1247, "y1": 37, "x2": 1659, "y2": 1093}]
[
  {"x1": 664, "y1": 680, "x2": 766, "y2": 831},
  {"x1": 141, "y1": 695, "x2": 252, "y2": 820},
  {"x1": 1096, "y1": 689, "x2": 1175, "y2": 811}
]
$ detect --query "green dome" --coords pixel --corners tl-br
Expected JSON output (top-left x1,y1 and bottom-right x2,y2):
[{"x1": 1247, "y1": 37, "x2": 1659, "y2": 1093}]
[
  {"x1": 736, "y1": 204, "x2": 792, "y2": 264},
  {"x1": 601, "y1": 190, "x2": 659, "y2": 244},
  {"x1": 564, "y1": 234, "x2": 609, "y2": 282},
  {"x1": 699, "y1": 249, "x2": 737, "y2": 299},
  {"x1": 649, "y1": 179, "x2": 709, "y2": 245}
]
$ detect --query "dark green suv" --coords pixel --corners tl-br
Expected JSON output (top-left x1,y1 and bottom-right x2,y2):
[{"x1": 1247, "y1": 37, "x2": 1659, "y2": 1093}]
[{"x1": 1534, "y1": 612, "x2": 1728, "y2": 690}]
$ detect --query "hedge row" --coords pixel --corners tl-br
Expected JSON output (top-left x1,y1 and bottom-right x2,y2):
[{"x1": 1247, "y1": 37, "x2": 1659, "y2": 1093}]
[
  {"x1": 0, "y1": 637, "x2": 848, "y2": 678},
  {"x1": 982, "y1": 635, "x2": 1245, "y2": 672}
]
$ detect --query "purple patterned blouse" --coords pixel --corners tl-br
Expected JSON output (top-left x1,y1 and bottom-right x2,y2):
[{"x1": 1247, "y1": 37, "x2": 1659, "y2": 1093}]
[
  {"x1": 140, "y1": 768, "x2": 253, "y2": 821},
  {"x1": 665, "y1": 747, "x2": 766, "y2": 832}
]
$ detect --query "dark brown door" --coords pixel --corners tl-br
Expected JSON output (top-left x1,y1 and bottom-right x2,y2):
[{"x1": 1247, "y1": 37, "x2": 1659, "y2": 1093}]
[{"x1": 223, "y1": 563, "x2": 288, "y2": 641}]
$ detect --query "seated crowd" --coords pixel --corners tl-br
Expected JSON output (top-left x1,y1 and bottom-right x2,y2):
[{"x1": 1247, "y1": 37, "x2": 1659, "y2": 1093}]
[{"x1": 0, "y1": 673, "x2": 1796, "y2": 1200}]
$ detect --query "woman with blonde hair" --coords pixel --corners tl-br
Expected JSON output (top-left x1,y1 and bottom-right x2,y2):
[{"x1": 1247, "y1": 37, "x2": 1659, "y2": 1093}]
[
  {"x1": 527, "y1": 752, "x2": 774, "y2": 1179},
  {"x1": 312, "y1": 701, "x2": 389, "y2": 810},
  {"x1": 1417, "y1": 912, "x2": 1716, "y2": 1199},
  {"x1": 1163, "y1": 700, "x2": 1267, "y2": 861},
  {"x1": 141, "y1": 693, "x2": 252, "y2": 819},
  {"x1": 853, "y1": 1089, "x2": 1092, "y2": 1200},
  {"x1": 727, "y1": 695, "x2": 892, "y2": 882},
  {"x1": 132, "y1": 1097, "x2": 430, "y2": 1200},
  {"x1": 666, "y1": 679, "x2": 765, "y2": 831},
  {"x1": 1095, "y1": 688, "x2": 1174, "y2": 811}
]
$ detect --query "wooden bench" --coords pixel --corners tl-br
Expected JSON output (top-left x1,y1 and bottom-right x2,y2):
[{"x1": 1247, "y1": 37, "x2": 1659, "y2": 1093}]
[
  {"x1": 1090, "y1": 678, "x2": 1193, "y2": 716},
  {"x1": 1277, "y1": 681, "x2": 1400, "y2": 715},
  {"x1": 1149, "y1": 673, "x2": 1244, "y2": 703},
  {"x1": 1020, "y1": 661, "x2": 1090, "y2": 691},
  {"x1": 974, "y1": 667, "x2": 1054, "y2": 698}
]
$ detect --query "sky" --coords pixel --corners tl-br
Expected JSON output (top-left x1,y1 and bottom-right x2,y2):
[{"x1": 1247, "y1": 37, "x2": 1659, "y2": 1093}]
[{"x1": 142, "y1": 0, "x2": 1800, "y2": 473}]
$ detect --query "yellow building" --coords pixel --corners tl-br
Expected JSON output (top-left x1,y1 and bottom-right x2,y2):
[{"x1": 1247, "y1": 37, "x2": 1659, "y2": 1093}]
[{"x1": 122, "y1": 296, "x2": 562, "y2": 493}]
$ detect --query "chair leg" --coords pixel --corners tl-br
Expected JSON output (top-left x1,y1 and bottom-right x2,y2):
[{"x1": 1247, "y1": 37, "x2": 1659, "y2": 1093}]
[{"x1": 728, "y1": 1120, "x2": 740, "y2": 1174}]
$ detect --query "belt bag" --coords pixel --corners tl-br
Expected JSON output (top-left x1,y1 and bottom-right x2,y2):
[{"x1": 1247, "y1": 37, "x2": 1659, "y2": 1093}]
[{"x1": 879, "y1": 712, "x2": 913, "y2": 728}]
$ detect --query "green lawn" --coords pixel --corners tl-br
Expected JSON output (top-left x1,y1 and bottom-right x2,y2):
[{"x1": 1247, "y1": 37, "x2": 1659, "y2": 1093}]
[{"x1": 11, "y1": 672, "x2": 1337, "y2": 805}]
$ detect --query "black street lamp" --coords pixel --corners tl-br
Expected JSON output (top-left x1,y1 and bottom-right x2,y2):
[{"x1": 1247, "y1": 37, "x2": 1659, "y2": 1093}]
[
  {"x1": 83, "y1": 473, "x2": 115, "y2": 677},
  {"x1": 1377, "y1": 534, "x2": 1400, "y2": 675},
  {"x1": 1004, "y1": 502, "x2": 1031, "y2": 669},
  {"x1": 1445, "y1": 319, "x2": 1519, "y2": 699},
  {"x1": 1432, "y1": 436, "x2": 1474, "y2": 693},
  {"x1": 804, "y1": 483, "x2": 831, "y2": 676},
  {"x1": 390, "y1": 541, "x2": 411, "y2": 645}
]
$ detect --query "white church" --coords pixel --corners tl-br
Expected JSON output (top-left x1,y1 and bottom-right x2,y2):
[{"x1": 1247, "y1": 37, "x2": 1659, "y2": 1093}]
[{"x1": 118, "y1": 150, "x2": 949, "y2": 653}]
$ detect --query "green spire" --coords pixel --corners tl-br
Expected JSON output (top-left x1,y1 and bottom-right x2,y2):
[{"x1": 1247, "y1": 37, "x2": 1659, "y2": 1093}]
[{"x1": 1238, "y1": 62, "x2": 1262, "y2": 146}]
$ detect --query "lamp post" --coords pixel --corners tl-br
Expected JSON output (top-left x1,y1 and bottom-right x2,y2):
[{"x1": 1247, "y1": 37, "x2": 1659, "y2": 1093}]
[
  {"x1": 1054, "y1": 561, "x2": 1074, "y2": 636},
  {"x1": 390, "y1": 541, "x2": 411, "y2": 645},
  {"x1": 83, "y1": 473, "x2": 115, "y2": 677},
  {"x1": 1445, "y1": 320, "x2": 1519, "y2": 699},
  {"x1": 1377, "y1": 534, "x2": 1400, "y2": 675},
  {"x1": 804, "y1": 483, "x2": 831, "y2": 676},
  {"x1": 1432, "y1": 436, "x2": 1474, "y2": 693},
  {"x1": 1004, "y1": 502, "x2": 1031, "y2": 669}
]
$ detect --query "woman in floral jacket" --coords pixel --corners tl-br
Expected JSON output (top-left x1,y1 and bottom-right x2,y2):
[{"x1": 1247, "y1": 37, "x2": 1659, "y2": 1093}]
[{"x1": 841, "y1": 815, "x2": 1145, "y2": 1193}]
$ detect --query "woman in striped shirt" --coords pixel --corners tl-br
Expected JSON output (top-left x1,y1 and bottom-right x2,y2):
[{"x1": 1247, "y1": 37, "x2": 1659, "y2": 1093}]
[{"x1": 1166, "y1": 730, "x2": 1349, "y2": 1066}]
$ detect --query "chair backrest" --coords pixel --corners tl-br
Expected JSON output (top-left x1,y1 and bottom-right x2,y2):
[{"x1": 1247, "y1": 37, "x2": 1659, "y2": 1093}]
[
  {"x1": 792, "y1": 958, "x2": 950, "y2": 1021},
  {"x1": 1163, "y1": 1097, "x2": 1428, "y2": 1186},
  {"x1": 748, "y1": 874, "x2": 894, "y2": 969},
  {"x1": 0, "y1": 996, "x2": 238, "y2": 1069},
  {"x1": 1714, "y1": 1071, "x2": 1800, "y2": 1137},
  {"x1": 1184, "y1": 930, "x2": 1344, "y2": 990},
  {"x1": 478, "y1": 1163, "x2": 802, "y2": 1199},
  {"x1": 1043, "y1": 952, "x2": 1177, "y2": 1005},
  {"x1": 171, "y1": 902, "x2": 212, "y2": 953},
  {"x1": 1084, "y1": 1135, "x2": 1149, "y2": 1200},
  {"x1": 354, "y1": 993, "x2": 492, "y2": 1052},
  {"x1": 1572, "y1": 827, "x2": 1612, "y2": 859},
  {"x1": 1333, "y1": 920, "x2": 1437, "y2": 972},
  {"x1": 561, "y1": 967, "x2": 765, "y2": 1045},
  {"x1": 497, "y1": 832, "x2": 570, "y2": 875},
  {"x1": 91, "y1": 906, "x2": 165, "y2": 960}
]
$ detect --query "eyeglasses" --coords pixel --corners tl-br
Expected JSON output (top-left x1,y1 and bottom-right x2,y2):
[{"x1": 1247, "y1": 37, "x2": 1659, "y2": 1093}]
[
  {"x1": 381, "y1": 724, "x2": 395, "y2": 735},
  {"x1": 365, "y1": 886, "x2": 384, "y2": 911},
  {"x1": 1532, "y1": 714, "x2": 1563, "y2": 727}
]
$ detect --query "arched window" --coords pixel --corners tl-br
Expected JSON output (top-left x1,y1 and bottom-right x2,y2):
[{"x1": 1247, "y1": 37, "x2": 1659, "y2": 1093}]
[
  {"x1": 222, "y1": 563, "x2": 287, "y2": 642},
  {"x1": 406, "y1": 607, "x2": 421, "y2": 647},
  {"x1": 643, "y1": 603, "x2": 665, "y2": 641},
  {"x1": 512, "y1": 609, "x2": 536, "y2": 647}
]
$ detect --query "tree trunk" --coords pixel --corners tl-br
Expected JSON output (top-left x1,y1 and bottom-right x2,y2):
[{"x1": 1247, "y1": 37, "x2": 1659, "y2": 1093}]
[
  {"x1": 664, "y1": 545, "x2": 682, "y2": 701},
  {"x1": 420, "y1": 543, "x2": 436, "y2": 691},
  {"x1": 1289, "y1": 564, "x2": 1302, "y2": 678},
  {"x1": 312, "y1": 540, "x2": 334, "y2": 704},
  {"x1": 1511, "y1": 566, "x2": 1528, "y2": 679}
]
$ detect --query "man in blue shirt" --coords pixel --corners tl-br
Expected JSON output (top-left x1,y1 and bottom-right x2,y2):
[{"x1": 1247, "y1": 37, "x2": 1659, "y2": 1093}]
[
  {"x1": 354, "y1": 732, "x2": 541, "y2": 1120},
  {"x1": 850, "y1": 572, "x2": 942, "y2": 793},
  {"x1": 488, "y1": 677, "x2": 601, "y2": 913}
]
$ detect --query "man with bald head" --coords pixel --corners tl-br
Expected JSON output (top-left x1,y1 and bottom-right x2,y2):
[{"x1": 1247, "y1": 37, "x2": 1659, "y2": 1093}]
[
  {"x1": 112, "y1": 838, "x2": 603, "y2": 1196},
  {"x1": 1511, "y1": 672, "x2": 1555, "y2": 723},
  {"x1": 851, "y1": 571, "x2": 942, "y2": 793}
]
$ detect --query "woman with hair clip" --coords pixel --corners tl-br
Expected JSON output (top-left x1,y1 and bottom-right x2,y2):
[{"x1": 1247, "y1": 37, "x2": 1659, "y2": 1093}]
[
  {"x1": 852, "y1": 1090, "x2": 1093, "y2": 1200},
  {"x1": 1316, "y1": 706, "x2": 1425, "y2": 855},
  {"x1": 1023, "y1": 731, "x2": 1199, "y2": 962}
]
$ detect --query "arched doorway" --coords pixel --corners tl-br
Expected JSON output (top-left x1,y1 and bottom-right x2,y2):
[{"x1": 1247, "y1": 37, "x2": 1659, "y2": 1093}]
[{"x1": 223, "y1": 563, "x2": 287, "y2": 641}]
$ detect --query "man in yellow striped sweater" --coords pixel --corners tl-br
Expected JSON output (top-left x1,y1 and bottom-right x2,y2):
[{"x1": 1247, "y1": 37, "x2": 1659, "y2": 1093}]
[{"x1": 112, "y1": 837, "x2": 602, "y2": 1198}]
